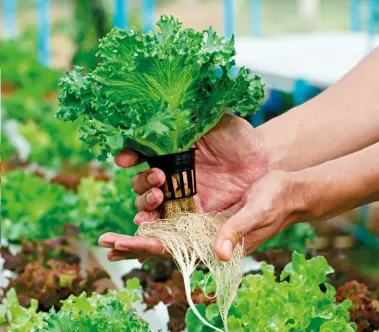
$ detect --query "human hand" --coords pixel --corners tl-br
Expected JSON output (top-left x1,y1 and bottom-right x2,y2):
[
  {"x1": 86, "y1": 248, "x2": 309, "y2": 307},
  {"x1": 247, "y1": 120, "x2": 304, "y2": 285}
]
[
  {"x1": 98, "y1": 113, "x2": 270, "y2": 261},
  {"x1": 213, "y1": 170, "x2": 313, "y2": 260}
]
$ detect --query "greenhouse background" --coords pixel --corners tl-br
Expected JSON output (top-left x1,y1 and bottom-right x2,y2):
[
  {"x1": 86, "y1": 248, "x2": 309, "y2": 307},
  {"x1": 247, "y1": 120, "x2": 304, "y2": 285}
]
[{"x1": 1, "y1": 0, "x2": 379, "y2": 331}]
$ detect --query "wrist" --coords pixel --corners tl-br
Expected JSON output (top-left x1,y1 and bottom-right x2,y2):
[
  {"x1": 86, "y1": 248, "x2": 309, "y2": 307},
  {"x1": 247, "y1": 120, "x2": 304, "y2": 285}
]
[
  {"x1": 288, "y1": 169, "x2": 326, "y2": 223},
  {"x1": 256, "y1": 108, "x2": 302, "y2": 172}
]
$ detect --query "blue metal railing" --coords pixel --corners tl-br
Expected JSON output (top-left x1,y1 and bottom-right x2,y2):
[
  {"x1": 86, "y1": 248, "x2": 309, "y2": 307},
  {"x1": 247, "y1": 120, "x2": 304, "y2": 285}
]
[
  {"x1": 350, "y1": 0, "x2": 363, "y2": 31},
  {"x1": 114, "y1": 0, "x2": 127, "y2": 29},
  {"x1": 37, "y1": 0, "x2": 51, "y2": 67},
  {"x1": 3, "y1": 0, "x2": 17, "y2": 40},
  {"x1": 142, "y1": 0, "x2": 155, "y2": 33},
  {"x1": 250, "y1": 0, "x2": 263, "y2": 37},
  {"x1": 223, "y1": 0, "x2": 235, "y2": 39}
]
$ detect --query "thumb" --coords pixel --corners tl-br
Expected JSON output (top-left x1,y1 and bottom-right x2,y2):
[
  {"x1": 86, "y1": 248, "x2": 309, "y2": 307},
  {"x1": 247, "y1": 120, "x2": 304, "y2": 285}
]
[{"x1": 214, "y1": 206, "x2": 258, "y2": 262}]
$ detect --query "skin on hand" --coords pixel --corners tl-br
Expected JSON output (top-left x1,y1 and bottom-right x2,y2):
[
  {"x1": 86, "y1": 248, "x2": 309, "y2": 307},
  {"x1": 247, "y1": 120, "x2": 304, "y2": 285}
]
[
  {"x1": 99, "y1": 167, "x2": 313, "y2": 262},
  {"x1": 100, "y1": 141, "x2": 379, "y2": 262},
  {"x1": 98, "y1": 113, "x2": 270, "y2": 261}
]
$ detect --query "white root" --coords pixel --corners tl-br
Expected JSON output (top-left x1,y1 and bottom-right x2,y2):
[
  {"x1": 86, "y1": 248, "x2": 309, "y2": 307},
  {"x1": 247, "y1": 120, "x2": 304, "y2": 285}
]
[{"x1": 137, "y1": 212, "x2": 244, "y2": 332}]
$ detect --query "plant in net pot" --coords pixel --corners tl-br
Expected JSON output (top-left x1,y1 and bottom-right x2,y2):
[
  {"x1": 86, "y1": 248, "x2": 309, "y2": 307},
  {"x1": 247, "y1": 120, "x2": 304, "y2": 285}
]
[{"x1": 57, "y1": 15, "x2": 264, "y2": 331}]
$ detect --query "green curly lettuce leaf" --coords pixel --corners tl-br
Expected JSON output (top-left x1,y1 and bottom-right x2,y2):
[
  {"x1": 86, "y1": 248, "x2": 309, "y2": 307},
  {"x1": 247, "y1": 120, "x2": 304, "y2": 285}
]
[
  {"x1": 186, "y1": 252, "x2": 356, "y2": 331},
  {"x1": 57, "y1": 15, "x2": 264, "y2": 160},
  {"x1": 0, "y1": 289, "x2": 46, "y2": 331},
  {"x1": 37, "y1": 303, "x2": 151, "y2": 332},
  {"x1": 1, "y1": 170, "x2": 77, "y2": 241}
]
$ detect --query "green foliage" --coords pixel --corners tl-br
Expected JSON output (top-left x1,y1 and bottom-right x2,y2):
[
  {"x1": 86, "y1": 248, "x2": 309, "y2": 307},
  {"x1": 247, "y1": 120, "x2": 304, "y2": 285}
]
[
  {"x1": 186, "y1": 252, "x2": 356, "y2": 331},
  {"x1": 74, "y1": 164, "x2": 147, "y2": 244},
  {"x1": 71, "y1": 0, "x2": 111, "y2": 70},
  {"x1": 0, "y1": 289, "x2": 45, "y2": 332},
  {"x1": 37, "y1": 303, "x2": 151, "y2": 332},
  {"x1": 256, "y1": 223, "x2": 316, "y2": 253},
  {"x1": 0, "y1": 38, "x2": 61, "y2": 93},
  {"x1": 2, "y1": 261, "x2": 109, "y2": 312},
  {"x1": 18, "y1": 117, "x2": 93, "y2": 171},
  {"x1": 2, "y1": 92, "x2": 93, "y2": 171},
  {"x1": 0, "y1": 279, "x2": 146, "y2": 332},
  {"x1": 57, "y1": 15, "x2": 264, "y2": 160},
  {"x1": 1, "y1": 164, "x2": 142, "y2": 243},
  {"x1": 2, "y1": 91, "x2": 52, "y2": 123},
  {"x1": 2, "y1": 94, "x2": 93, "y2": 171},
  {"x1": 1, "y1": 129, "x2": 17, "y2": 162},
  {"x1": 1, "y1": 170, "x2": 77, "y2": 241}
]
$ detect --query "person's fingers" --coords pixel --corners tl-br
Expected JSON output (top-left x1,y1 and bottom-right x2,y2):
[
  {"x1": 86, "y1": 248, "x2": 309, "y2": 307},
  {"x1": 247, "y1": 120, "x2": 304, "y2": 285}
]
[
  {"x1": 107, "y1": 249, "x2": 170, "y2": 262},
  {"x1": 107, "y1": 249, "x2": 154, "y2": 261},
  {"x1": 134, "y1": 210, "x2": 160, "y2": 225},
  {"x1": 98, "y1": 232, "x2": 121, "y2": 248},
  {"x1": 135, "y1": 187, "x2": 164, "y2": 212},
  {"x1": 214, "y1": 206, "x2": 264, "y2": 262},
  {"x1": 114, "y1": 148, "x2": 145, "y2": 168},
  {"x1": 114, "y1": 235, "x2": 170, "y2": 257},
  {"x1": 132, "y1": 168, "x2": 166, "y2": 195},
  {"x1": 107, "y1": 249, "x2": 130, "y2": 261}
]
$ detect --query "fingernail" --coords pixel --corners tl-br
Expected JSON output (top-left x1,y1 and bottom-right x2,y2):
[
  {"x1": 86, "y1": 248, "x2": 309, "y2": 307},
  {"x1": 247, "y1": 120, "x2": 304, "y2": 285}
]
[
  {"x1": 147, "y1": 173, "x2": 157, "y2": 185},
  {"x1": 146, "y1": 192, "x2": 155, "y2": 204},
  {"x1": 221, "y1": 239, "x2": 233, "y2": 259},
  {"x1": 133, "y1": 215, "x2": 141, "y2": 224}
]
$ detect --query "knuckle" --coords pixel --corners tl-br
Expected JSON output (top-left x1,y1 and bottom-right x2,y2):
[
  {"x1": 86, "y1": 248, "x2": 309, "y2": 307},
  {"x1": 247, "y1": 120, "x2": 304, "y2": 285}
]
[
  {"x1": 230, "y1": 223, "x2": 246, "y2": 243},
  {"x1": 131, "y1": 175, "x2": 139, "y2": 191},
  {"x1": 132, "y1": 171, "x2": 150, "y2": 193}
]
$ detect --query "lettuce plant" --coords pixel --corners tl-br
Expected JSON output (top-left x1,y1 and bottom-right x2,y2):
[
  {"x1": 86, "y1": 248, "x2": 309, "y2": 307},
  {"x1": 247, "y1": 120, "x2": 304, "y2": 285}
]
[
  {"x1": 0, "y1": 38, "x2": 61, "y2": 94},
  {"x1": 0, "y1": 225, "x2": 81, "y2": 274},
  {"x1": 2, "y1": 261, "x2": 109, "y2": 312},
  {"x1": 336, "y1": 281, "x2": 379, "y2": 331},
  {"x1": 37, "y1": 302, "x2": 151, "y2": 332},
  {"x1": 18, "y1": 117, "x2": 93, "y2": 172},
  {"x1": 0, "y1": 279, "x2": 147, "y2": 331},
  {"x1": 256, "y1": 223, "x2": 316, "y2": 253},
  {"x1": 2, "y1": 92, "x2": 54, "y2": 123},
  {"x1": 0, "y1": 228, "x2": 110, "y2": 311},
  {"x1": 57, "y1": 15, "x2": 264, "y2": 160},
  {"x1": 1, "y1": 129, "x2": 17, "y2": 162},
  {"x1": 74, "y1": 165, "x2": 147, "y2": 244},
  {"x1": 57, "y1": 15, "x2": 264, "y2": 331},
  {"x1": 1, "y1": 170, "x2": 77, "y2": 241},
  {"x1": 186, "y1": 252, "x2": 356, "y2": 331}
]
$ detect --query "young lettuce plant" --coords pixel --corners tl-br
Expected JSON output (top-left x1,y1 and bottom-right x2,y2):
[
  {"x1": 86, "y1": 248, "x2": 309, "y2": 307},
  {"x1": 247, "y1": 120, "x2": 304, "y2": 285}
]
[
  {"x1": 57, "y1": 15, "x2": 264, "y2": 332},
  {"x1": 0, "y1": 279, "x2": 148, "y2": 331},
  {"x1": 74, "y1": 166, "x2": 147, "y2": 245},
  {"x1": 186, "y1": 252, "x2": 356, "y2": 331},
  {"x1": 1, "y1": 170, "x2": 77, "y2": 242}
]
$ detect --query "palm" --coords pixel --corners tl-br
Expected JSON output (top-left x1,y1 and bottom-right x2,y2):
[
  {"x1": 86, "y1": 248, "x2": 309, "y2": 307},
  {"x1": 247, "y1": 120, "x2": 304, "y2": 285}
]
[{"x1": 195, "y1": 114, "x2": 268, "y2": 212}]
